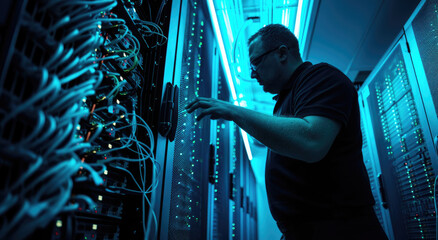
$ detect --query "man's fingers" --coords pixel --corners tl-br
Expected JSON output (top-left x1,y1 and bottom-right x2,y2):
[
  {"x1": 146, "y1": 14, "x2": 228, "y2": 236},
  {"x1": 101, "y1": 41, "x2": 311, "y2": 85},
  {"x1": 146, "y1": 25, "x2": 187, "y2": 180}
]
[
  {"x1": 196, "y1": 108, "x2": 215, "y2": 121},
  {"x1": 185, "y1": 98, "x2": 199, "y2": 109},
  {"x1": 186, "y1": 102, "x2": 201, "y2": 113},
  {"x1": 186, "y1": 101, "x2": 211, "y2": 113}
]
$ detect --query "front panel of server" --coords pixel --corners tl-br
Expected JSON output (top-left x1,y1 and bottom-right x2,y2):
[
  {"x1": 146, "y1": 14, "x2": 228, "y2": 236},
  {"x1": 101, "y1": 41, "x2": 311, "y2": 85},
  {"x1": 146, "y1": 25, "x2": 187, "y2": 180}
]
[
  {"x1": 361, "y1": 42, "x2": 436, "y2": 239},
  {"x1": 406, "y1": 0, "x2": 438, "y2": 168},
  {"x1": 0, "y1": 0, "x2": 171, "y2": 239},
  {"x1": 212, "y1": 63, "x2": 231, "y2": 239},
  {"x1": 360, "y1": 117, "x2": 384, "y2": 226},
  {"x1": 240, "y1": 145, "x2": 257, "y2": 240},
  {"x1": 411, "y1": 0, "x2": 438, "y2": 116},
  {"x1": 164, "y1": 0, "x2": 214, "y2": 239},
  {"x1": 248, "y1": 164, "x2": 258, "y2": 240},
  {"x1": 231, "y1": 123, "x2": 242, "y2": 240}
]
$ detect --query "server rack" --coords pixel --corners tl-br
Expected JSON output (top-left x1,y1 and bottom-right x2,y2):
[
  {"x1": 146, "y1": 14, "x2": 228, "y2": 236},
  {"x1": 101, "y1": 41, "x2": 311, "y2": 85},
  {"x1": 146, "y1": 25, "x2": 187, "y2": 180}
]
[
  {"x1": 247, "y1": 162, "x2": 258, "y2": 240},
  {"x1": 358, "y1": 1, "x2": 438, "y2": 239},
  {"x1": 359, "y1": 106, "x2": 395, "y2": 239},
  {"x1": 404, "y1": 0, "x2": 438, "y2": 161},
  {"x1": 239, "y1": 142, "x2": 258, "y2": 240},
  {"x1": 212, "y1": 61, "x2": 231, "y2": 239},
  {"x1": 151, "y1": 0, "x2": 262, "y2": 238},
  {"x1": 231, "y1": 123, "x2": 243, "y2": 240},
  {"x1": 153, "y1": 0, "x2": 216, "y2": 239}
]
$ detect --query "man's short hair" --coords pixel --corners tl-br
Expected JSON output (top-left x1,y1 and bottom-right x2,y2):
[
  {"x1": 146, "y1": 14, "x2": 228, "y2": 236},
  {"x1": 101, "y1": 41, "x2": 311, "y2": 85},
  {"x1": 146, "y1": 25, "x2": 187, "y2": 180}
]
[{"x1": 248, "y1": 24, "x2": 300, "y2": 59}]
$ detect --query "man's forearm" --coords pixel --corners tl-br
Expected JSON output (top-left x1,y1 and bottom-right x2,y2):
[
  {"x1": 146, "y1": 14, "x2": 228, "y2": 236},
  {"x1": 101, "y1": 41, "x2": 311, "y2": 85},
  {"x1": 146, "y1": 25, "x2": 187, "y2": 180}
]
[{"x1": 230, "y1": 105, "x2": 321, "y2": 163}]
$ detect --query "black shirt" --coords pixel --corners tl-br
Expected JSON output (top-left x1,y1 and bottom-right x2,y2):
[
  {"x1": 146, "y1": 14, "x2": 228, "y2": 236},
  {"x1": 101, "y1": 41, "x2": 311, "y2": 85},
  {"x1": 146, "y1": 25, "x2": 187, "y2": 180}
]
[{"x1": 266, "y1": 61, "x2": 375, "y2": 222}]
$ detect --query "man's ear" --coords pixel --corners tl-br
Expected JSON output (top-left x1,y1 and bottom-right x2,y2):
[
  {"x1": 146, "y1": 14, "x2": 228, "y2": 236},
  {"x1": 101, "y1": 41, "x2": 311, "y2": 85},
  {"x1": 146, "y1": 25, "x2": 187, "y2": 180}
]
[{"x1": 278, "y1": 45, "x2": 289, "y2": 63}]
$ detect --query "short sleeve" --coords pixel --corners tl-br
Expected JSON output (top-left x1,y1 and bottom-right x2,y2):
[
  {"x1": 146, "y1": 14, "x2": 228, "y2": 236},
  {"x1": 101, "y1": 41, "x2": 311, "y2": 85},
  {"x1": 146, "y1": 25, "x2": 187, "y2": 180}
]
[{"x1": 293, "y1": 65, "x2": 354, "y2": 127}]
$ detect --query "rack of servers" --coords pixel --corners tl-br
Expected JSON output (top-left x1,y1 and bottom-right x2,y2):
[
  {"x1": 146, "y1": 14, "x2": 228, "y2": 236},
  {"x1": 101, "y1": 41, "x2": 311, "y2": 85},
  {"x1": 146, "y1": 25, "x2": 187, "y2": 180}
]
[
  {"x1": 152, "y1": 0, "x2": 257, "y2": 239},
  {"x1": 358, "y1": 0, "x2": 438, "y2": 239},
  {"x1": 0, "y1": 0, "x2": 258, "y2": 240}
]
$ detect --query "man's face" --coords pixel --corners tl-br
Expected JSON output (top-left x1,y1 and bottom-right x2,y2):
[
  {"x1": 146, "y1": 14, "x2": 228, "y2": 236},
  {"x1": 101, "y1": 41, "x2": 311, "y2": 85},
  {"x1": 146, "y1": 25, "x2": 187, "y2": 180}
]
[{"x1": 248, "y1": 37, "x2": 283, "y2": 94}]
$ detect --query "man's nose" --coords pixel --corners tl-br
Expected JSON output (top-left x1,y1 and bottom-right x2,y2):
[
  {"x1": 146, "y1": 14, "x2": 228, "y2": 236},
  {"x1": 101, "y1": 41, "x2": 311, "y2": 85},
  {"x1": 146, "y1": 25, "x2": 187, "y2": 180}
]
[{"x1": 251, "y1": 69, "x2": 258, "y2": 79}]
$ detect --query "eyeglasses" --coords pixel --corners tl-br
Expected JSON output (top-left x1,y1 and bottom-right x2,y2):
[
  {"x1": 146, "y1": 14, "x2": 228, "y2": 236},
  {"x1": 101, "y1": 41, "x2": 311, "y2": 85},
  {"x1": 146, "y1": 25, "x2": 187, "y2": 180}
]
[{"x1": 250, "y1": 47, "x2": 279, "y2": 73}]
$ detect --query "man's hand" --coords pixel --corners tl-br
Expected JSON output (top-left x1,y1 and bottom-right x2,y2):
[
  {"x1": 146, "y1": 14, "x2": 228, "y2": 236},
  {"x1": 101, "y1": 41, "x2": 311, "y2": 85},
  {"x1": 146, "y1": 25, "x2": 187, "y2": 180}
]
[{"x1": 185, "y1": 97, "x2": 236, "y2": 121}]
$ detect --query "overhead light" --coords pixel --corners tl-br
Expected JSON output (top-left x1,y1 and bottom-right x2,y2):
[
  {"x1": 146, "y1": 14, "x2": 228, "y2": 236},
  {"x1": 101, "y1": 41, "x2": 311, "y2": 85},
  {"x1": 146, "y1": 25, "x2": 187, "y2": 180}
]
[
  {"x1": 207, "y1": 0, "x2": 254, "y2": 161},
  {"x1": 281, "y1": 8, "x2": 286, "y2": 26},
  {"x1": 207, "y1": 0, "x2": 237, "y2": 101},
  {"x1": 241, "y1": 129, "x2": 253, "y2": 160},
  {"x1": 221, "y1": 1, "x2": 234, "y2": 44},
  {"x1": 294, "y1": 0, "x2": 303, "y2": 38}
]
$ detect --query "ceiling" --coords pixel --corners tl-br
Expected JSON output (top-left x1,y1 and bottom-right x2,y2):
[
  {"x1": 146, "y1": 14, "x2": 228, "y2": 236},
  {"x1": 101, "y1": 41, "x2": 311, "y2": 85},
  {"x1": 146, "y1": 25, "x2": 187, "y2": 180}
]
[{"x1": 303, "y1": 0, "x2": 420, "y2": 81}]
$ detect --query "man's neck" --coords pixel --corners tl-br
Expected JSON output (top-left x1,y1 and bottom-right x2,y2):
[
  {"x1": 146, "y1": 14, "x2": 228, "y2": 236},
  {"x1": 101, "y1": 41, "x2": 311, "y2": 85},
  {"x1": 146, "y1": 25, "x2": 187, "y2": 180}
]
[{"x1": 287, "y1": 60, "x2": 303, "y2": 81}]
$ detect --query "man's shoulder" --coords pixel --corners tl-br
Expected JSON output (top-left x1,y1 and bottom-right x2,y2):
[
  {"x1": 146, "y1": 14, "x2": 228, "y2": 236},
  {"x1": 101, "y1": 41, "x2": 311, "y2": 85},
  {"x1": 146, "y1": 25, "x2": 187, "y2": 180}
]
[
  {"x1": 311, "y1": 63, "x2": 352, "y2": 82},
  {"x1": 313, "y1": 62, "x2": 342, "y2": 73}
]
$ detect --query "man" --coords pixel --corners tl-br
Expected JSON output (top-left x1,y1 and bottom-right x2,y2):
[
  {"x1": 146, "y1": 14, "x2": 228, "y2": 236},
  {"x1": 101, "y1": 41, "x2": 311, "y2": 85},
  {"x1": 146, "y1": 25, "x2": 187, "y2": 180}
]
[{"x1": 185, "y1": 24, "x2": 387, "y2": 239}]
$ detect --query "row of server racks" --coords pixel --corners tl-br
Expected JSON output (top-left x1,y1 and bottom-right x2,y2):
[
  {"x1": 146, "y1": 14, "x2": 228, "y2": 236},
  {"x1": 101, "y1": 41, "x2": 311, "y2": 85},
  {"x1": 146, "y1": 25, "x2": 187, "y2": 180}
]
[
  {"x1": 0, "y1": 0, "x2": 258, "y2": 239},
  {"x1": 152, "y1": 0, "x2": 258, "y2": 239},
  {"x1": 358, "y1": 0, "x2": 438, "y2": 239}
]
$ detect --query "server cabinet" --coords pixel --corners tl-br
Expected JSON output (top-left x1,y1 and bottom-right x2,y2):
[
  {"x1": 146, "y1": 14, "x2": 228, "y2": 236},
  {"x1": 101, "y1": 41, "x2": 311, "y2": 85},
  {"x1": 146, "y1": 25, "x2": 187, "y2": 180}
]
[
  {"x1": 152, "y1": 0, "x2": 260, "y2": 238},
  {"x1": 359, "y1": 34, "x2": 438, "y2": 240},
  {"x1": 359, "y1": 1, "x2": 438, "y2": 239},
  {"x1": 248, "y1": 163, "x2": 258, "y2": 240},
  {"x1": 231, "y1": 123, "x2": 243, "y2": 240},
  {"x1": 237, "y1": 142, "x2": 257, "y2": 240},
  {"x1": 153, "y1": 0, "x2": 219, "y2": 239},
  {"x1": 210, "y1": 62, "x2": 231, "y2": 239},
  {"x1": 359, "y1": 107, "x2": 394, "y2": 239},
  {"x1": 404, "y1": 0, "x2": 438, "y2": 165}
]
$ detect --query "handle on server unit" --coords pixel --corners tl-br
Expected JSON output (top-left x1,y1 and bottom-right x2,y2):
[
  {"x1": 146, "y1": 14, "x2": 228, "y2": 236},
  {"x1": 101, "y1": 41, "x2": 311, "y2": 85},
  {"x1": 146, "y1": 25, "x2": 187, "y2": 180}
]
[
  {"x1": 158, "y1": 82, "x2": 179, "y2": 142},
  {"x1": 434, "y1": 135, "x2": 438, "y2": 155},
  {"x1": 229, "y1": 173, "x2": 235, "y2": 200},
  {"x1": 378, "y1": 173, "x2": 388, "y2": 209},
  {"x1": 208, "y1": 144, "x2": 216, "y2": 184},
  {"x1": 241, "y1": 187, "x2": 245, "y2": 209}
]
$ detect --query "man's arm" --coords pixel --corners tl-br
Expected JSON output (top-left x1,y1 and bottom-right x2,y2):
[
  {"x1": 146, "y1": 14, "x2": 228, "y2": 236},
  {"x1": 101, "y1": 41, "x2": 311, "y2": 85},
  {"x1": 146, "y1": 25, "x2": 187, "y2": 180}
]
[{"x1": 185, "y1": 97, "x2": 341, "y2": 163}]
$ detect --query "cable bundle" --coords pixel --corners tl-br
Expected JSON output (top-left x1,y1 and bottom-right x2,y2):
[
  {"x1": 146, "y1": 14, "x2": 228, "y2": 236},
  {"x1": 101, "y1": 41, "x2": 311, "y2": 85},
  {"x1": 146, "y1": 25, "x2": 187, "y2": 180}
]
[
  {"x1": 0, "y1": 0, "x2": 165, "y2": 238},
  {"x1": 0, "y1": 0, "x2": 117, "y2": 239}
]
